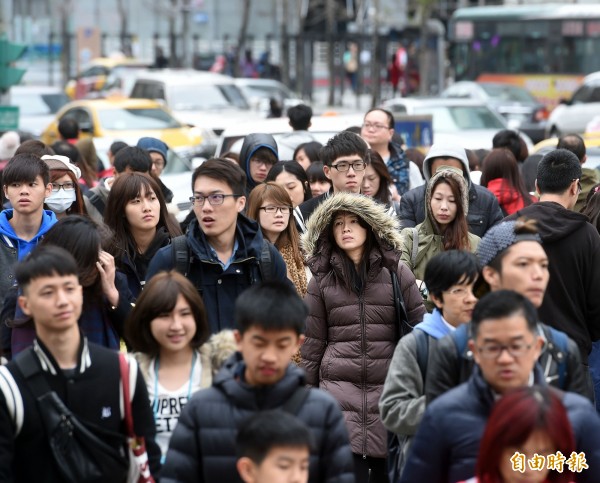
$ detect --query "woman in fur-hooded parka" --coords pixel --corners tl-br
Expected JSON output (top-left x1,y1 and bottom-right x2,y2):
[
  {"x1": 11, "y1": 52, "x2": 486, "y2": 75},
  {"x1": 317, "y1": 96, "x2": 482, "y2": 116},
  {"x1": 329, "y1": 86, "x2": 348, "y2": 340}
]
[{"x1": 300, "y1": 192, "x2": 426, "y2": 465}]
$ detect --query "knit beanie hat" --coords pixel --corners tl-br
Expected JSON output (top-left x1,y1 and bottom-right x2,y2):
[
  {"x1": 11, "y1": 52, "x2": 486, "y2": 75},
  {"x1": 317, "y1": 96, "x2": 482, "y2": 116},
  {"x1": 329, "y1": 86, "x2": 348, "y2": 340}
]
[
  {"x1": 477, "y1": 219, "x2": 542, "y2": 267},
  {"x1": 137, "y1": 137, "x2": 168, "y2": 166}
]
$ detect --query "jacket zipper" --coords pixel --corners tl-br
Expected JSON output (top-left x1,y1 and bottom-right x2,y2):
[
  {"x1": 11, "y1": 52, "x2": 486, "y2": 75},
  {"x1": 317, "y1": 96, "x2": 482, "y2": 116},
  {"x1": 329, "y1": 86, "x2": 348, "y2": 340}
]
[{"x1": 359, "y1": 292, "x2": 367, "y2": 458}]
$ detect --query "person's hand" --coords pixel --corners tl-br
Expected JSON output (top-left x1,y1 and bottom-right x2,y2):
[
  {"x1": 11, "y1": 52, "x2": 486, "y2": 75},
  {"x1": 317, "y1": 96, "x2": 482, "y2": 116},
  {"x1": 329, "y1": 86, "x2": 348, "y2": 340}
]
[{"x1": 97, "y1": 251, "x2": 119, "y2": 307}]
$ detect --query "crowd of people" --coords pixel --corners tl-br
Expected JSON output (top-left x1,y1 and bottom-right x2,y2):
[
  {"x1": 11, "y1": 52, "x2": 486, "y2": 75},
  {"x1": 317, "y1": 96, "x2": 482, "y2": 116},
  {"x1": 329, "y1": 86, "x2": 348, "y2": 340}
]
[{"x1": 0, "y1": 102, "x2": 599, "y2": 483}]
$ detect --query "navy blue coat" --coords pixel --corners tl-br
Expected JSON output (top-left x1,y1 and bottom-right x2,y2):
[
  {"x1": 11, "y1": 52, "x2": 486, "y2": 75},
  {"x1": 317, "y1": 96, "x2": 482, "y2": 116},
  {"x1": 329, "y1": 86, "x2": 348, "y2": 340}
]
[
  {"x1": 145, "y1": 215, "x2": 288, "y2": 334},
  {"x1": 400, "y1": 366, "x2": 600, "y2": 483},
  {"x1": 160, "y1": 353, "x2": 355, "y2": 483}
]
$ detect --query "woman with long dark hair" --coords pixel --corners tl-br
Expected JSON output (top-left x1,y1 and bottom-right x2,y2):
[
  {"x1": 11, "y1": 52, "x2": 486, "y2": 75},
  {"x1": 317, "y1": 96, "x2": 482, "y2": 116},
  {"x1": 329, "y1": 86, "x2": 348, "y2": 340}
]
[
  {"x1": 361, "y1": 149, "x2": 398, "y2": 215},
  {"x1": 265, "y1": 160, "x2": 312, "y2": 208},
  {"x1": 293, "y1": 141, "x2": 323, "y2": 170},
  {"x1": 9, "y1": 216, "x2": 135, "y2": 355},
  {"x1": 401, "y1": 167, "x2": 479, "y2": 287},
  {"x1": 480, "y1": 148, "x2": 535, "y2": 215},
  {"x1": 104, "y1": 172, "x2": 181, "y2": 298},
  {"x1": 301, "y1": 192, "x2": 425, "y2": 483}
]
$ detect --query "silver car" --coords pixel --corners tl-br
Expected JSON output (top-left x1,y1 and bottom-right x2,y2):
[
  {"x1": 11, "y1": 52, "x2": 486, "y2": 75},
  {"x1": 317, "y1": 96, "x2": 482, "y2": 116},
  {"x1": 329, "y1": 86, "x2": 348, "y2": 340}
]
[{"x1": 546, "y1": 72, "x2": 600, "y2": 137}]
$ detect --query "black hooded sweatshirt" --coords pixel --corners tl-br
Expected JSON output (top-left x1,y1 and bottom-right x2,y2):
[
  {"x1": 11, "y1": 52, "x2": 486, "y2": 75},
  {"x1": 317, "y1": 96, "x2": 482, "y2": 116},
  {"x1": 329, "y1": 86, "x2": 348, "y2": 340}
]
[{"x1": 506, "y1": 201, "x2": 600, "y2": 362}]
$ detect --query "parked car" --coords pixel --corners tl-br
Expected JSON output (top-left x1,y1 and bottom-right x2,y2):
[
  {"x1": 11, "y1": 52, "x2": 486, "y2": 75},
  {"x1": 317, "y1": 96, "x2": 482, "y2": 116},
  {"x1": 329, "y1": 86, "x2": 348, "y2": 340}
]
[
  {"x1": 546, "y1": 72, "x2": 600, "y2": 138},
  {"x1": 215, "y1": 114, "x2": 364, "y2": 158},
  {"x1": 40, "y1": 98, "x2": 206, "y2": 160},
  {"x1": 65, "y1": 57, "x2": 151, "y2": 99},
  {"x1": 129, "y1": 69, "x2": 251, "y2": 154},
  {"x1": 381, "y1": 97, "x2": 534, "y2": 150},
  {"x1": 532, "y1": 134, "x2": 600, "y2": 171},
  {"x1": 234, "y1": 78, "x2": 304, "y2": 117},
  {"x1": 441, "y1": 81, "x2": 548, "y2": 143},
  {"x1": 11, "y1": 85, "x2": 70, "y2": 138}
]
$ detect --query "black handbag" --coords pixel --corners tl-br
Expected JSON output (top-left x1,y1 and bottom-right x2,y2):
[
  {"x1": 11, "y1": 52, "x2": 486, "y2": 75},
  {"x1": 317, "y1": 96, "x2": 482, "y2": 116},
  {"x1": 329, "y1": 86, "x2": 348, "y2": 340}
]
[
  {"x1": 15, "y1": 348, "x2": 130, "y2": 483},
  {"x1": 391, "y1": 268, "x2": 414, "y2": 341}
]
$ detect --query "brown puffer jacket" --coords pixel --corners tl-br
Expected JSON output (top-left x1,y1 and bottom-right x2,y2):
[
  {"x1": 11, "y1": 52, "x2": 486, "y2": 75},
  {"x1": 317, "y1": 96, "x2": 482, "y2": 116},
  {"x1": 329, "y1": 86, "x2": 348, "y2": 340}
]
[{"x1": 300, "y1": 193, "x2": 426, "y2": 458}]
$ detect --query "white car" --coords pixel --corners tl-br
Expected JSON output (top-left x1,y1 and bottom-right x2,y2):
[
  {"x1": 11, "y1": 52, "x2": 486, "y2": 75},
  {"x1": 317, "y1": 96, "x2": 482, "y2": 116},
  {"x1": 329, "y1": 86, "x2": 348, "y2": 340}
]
[
  {"x1": 129, "y1": 69, "x2": 253, "y2": 153},
  {"x1": 11, "y1": 86, "x2": 70, "y2": 138},
  {"x1": 215, "y1": 114, "x2": 364, "y2": 159},
  {"x1": 234, "y1": 78, "x2": 305, "y2": 117},
  {"x1": 546, "y1": 72, "x2": 600, "y2": 137},
  {"x1": 381, "y1": 97, "x2": 533, "y2": 150}
]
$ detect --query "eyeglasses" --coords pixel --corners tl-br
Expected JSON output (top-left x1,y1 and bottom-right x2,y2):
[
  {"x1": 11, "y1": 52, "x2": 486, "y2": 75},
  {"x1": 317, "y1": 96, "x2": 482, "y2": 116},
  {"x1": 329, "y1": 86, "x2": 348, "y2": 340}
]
[
  {"x1": 574, "y1": 179, "x2": 582, "y2": 194},
  {"x1": 250, "y1": 158, "x2": 276, "y2": 167},
  {"x1": 477, "y1": 341, "x2": 533, "y2": 360},
  {"x1": 443, "y1": 286, "x2": 475, "y2": 297},
  {"x1": 51, "y1": 182, "x2": 76, "y2": 192},
  {"x1": 331, "y1": 161, "x2": 366, "y2": 172},
  {"x1": 259, "y1": 206, "x2": 291, "y2": 214},
  {"x1": 151, "y1": 160, "x2": 165, "y2": 169},
  {"x1": 362, "y1": 122, "x2": 390, "y2": 131},
  {"x1": 189, "y1": 194, "x2": 241, "y2": 206}
]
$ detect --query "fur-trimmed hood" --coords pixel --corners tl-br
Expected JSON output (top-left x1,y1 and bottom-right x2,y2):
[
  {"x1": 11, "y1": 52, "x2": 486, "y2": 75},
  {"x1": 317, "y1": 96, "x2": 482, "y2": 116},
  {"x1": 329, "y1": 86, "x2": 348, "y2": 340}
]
[
  {"x1": 301, "y1": 192, "x2": 403, "y2": 258},
  {"x1": 425, "y1": 167, "x2": 469, "y2": 223}
]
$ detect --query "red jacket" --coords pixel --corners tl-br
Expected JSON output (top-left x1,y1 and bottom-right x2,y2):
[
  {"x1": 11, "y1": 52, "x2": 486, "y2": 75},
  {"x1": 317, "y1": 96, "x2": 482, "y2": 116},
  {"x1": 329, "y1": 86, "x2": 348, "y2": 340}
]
[{"x1": 486, "y1": 178, "x2": 536, "y2": 215}]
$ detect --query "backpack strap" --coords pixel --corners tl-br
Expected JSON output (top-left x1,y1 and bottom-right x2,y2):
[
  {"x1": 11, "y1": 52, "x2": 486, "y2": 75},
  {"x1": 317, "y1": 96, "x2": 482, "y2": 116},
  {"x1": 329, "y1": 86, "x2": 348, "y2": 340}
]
[
  {"x1": 410, "y1": 227, "x2": 418, "y2": 268},
  {"x1": 85, "y1": 190, "x2": 106, "y2": 215},
  {"x1": 171, "y1": 235, "x2": 190, "y2": 276},
  {"x1": 281, "y1": 386, "x2": 310, "y2": 415},
  {"x1": 258, "y1": 239, "x2": 274, "y2": 282},
  {"x1": 413, "y1": 328, "x2": 429, "y2": 385},
  {"x1": 542, "y1": 325, "x2": 568, "y2": 389},
  {"x1": 0, "y1": 365, "x2": 24, "y2": 435}
]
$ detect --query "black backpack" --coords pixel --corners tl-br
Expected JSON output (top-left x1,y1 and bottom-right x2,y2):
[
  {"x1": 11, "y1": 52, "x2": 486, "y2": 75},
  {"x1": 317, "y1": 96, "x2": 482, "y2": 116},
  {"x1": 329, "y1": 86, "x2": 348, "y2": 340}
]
[{"x1": 170, "y1": 235, "x2": 275, "y2": 282}]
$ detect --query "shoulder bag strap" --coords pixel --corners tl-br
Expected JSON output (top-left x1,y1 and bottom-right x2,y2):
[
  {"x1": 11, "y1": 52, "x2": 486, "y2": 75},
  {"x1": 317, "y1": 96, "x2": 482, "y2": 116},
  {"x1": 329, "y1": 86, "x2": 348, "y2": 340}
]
[
  {"x1": 118, "y1": 353, "x2": 134, "y2": 438},
  {"x1": 391, "y1": 268, "x2": 411, "y2": 340},
  {"x1": 13, "y1": 348, "x2": 53, "y2": 399},
  {"x1": 171, "y1": 235, "x2": 190, "y2": 277},
  {"x1": 281, "y1": 386, "x2": 310, "y2": 415}
]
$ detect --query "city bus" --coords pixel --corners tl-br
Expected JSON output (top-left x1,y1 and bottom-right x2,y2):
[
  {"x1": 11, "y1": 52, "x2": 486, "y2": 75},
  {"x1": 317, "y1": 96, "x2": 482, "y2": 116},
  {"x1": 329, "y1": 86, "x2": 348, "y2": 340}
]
[{"x1": 448, "y1": 4, "x2": 600, "y2": 109}]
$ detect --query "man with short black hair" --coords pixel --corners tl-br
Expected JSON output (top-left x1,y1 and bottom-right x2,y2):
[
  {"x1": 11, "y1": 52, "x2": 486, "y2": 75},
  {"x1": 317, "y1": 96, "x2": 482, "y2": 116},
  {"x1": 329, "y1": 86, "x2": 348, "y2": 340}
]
[
  {"x1": 401, "y1": 290, "x2": 600, "y2": 483},
  {"x1": 160, "y1": 282, "x2": 354, "y2": 483},
  {"x1": 492, "y1": 129, "x2": 524, "y2": 162},
  {"x1": 295, "y1": 131, "x2": 368, "y2": 233},
  {"x1": 557, "y1": 133, "x2": 599, "y2": 211},
  {"x1": 57, "y1": 118, "x2": 79, "y2": 144},
  {"x1": 278, "y1": 104, "x2": 318, "y2": 160},
  {"x1": 506, "y1": 149, "x2": 600, "y2": 366},
  {"x1": 146, "y1": 158, "x2": 289, "y2": 334},
  {"x1": 83, "y1": 146, "x2": 152, "y2": 222},
  {"x1": 0, "y1": 245, "x2": 161, "y2": 481}
]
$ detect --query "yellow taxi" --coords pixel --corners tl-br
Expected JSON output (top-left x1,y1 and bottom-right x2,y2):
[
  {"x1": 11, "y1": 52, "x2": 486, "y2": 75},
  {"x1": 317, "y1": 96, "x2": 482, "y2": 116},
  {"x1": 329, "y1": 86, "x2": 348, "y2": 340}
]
[
  {"x1": 40, "y1": 98, "x2": 204, "y2": 155},
  {"x1": 65, "y1": 57, "x2": 150, "y2": 99}
]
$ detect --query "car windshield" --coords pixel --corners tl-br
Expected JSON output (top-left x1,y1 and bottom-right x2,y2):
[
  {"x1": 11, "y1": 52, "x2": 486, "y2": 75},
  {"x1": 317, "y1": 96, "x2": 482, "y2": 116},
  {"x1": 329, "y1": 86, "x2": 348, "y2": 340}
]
[
  {"x1": 168, "y1": 84, "x2": 249, "y2": 110},
  {"x1": 412, "y1": 105, "x2": 506, "y2": 132},
  {"x1": 239, "y1": 84, "x2": 290, "y2": 100},
  {"x1": 480, "y1": 84, "x2": 537, "y2": 103},
  {"x1": 13, "y1": 93, "x2": 70, "y2": 116},
  {"x1": 97, "y1": 107, "x2": 182, "y2": 130}
]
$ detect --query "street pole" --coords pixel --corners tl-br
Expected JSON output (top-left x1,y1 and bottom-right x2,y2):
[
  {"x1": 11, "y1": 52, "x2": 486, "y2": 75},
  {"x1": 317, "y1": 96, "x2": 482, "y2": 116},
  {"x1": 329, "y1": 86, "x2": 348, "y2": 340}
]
[{"x1": 326, "y1": 0, "x2": 336, "y2": 106}]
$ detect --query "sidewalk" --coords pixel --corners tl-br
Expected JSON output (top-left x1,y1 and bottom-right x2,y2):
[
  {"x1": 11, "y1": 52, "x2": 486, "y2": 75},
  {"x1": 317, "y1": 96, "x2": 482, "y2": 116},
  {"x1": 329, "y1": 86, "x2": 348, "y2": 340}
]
[{"x1": 310, "y1": 87, "x2": 376, "y2": 116}]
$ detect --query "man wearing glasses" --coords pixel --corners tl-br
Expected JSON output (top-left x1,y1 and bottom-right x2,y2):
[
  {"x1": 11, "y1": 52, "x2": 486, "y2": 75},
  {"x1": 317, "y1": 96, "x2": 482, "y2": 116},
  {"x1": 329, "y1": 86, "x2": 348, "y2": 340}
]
[
  {"x1": 360, "y1": 108, "x2": 423, "y2": 196},
  {"x1": 295, "y1": 131, "x2": 368, "y2": 234},
  {"x1": 401, "y1": 290, "x2": 600, "y2": 483},
  {"x1": 146, "y1": 158, "x2": 288, "y2": 334}
]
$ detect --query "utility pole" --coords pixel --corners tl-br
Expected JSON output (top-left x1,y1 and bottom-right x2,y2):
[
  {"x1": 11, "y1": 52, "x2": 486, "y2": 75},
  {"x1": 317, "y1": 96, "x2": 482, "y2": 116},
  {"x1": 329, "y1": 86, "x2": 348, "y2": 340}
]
[
  {"x1": 279, "y1": 0, "x2": 290, "y2": 86},
  {"x1": 370, "y1": 0, "x2": 382, "y2": 108}
]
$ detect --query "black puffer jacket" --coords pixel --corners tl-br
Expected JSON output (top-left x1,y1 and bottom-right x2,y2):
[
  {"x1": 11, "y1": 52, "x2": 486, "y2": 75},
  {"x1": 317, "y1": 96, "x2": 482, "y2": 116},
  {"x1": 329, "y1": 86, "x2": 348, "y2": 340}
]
[{"x1": 160, "y1": 353, "x2": 355, "y2": 483}]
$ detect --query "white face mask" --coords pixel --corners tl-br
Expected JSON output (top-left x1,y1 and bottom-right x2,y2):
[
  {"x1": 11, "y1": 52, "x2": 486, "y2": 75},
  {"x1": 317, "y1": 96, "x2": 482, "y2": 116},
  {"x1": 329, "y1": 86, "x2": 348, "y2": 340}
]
[{"x1": 46, "y1": 189, "x2": 76, "y2": 213}]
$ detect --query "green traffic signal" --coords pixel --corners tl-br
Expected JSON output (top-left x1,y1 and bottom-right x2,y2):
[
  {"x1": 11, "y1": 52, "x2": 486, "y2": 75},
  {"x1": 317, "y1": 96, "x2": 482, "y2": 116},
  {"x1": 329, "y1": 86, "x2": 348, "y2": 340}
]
[{"x1": 0, "y1": 37, "x2": 26, "y2": 91}]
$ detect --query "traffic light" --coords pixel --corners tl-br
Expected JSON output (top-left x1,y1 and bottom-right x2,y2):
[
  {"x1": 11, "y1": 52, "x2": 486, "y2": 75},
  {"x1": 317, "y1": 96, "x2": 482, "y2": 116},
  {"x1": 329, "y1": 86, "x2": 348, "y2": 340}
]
[{"x1": 0, "y1": 36, "x2": 26, "y2": 92}]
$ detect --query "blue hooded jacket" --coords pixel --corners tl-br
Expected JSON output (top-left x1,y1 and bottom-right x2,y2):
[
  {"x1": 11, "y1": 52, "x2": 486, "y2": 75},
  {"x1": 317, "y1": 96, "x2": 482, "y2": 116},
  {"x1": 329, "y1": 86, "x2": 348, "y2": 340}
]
[
  {"x1": 414, "y1": 308, "x2": 453, "y2": 340},
  {"x1": 0, "y1": 209, "x2": 57, "y2": 259}
]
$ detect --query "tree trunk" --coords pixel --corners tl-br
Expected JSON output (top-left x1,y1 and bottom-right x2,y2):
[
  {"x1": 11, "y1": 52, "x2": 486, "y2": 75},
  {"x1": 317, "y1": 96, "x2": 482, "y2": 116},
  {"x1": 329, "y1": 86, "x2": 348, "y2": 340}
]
[
  {"x1": 181, "y1": 0, "x2": 191, "y2": 68},
  {"x1": 59, "y1": 0, "x2": 73, "y2": 86},
  {"x1": 116, "y1": 0, "x2": 130, "y2": 56},
  {"x1": 234, "y1": 0, "x2": 252, "y2": 78},
  {"x1": 418, "y1": 1, "x2": 434, "y2": 96},
  {"x1": 326, "y1": 0, "x2": 336, "y2": 106},
  {"x1": 371, "y1": 0, "x2": 382, "y2": 108}
]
